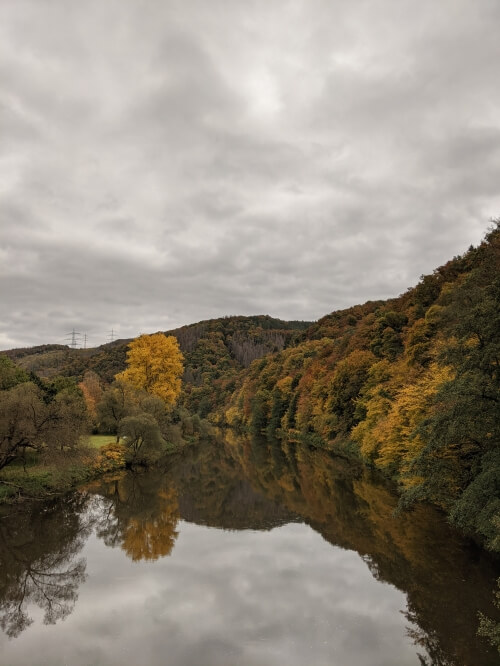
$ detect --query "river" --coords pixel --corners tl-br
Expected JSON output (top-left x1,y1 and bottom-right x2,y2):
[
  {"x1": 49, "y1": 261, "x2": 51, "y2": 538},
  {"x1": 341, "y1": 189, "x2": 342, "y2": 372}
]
[{"x1": 0, "y1": 432, "x2": 498, "y2": 665}]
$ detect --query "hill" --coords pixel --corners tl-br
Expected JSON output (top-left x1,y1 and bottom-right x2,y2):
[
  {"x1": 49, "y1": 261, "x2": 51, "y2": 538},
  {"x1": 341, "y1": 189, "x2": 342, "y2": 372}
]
[
  {"x1": 1, "y1": 315, "x2": 311, "y2": 415},
  {"x1": 217, "y1": 223, "x2": 500, "y2": 551}
]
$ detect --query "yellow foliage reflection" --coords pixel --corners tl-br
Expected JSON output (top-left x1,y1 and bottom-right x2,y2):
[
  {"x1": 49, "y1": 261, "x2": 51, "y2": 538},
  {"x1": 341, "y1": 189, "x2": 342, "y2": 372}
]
[
  {"x1": 122, "y1": 488, "x2": 180, "y2": 561},
  {"x1": 92, "y1": 473, "x2": 180, "y2": 562}
]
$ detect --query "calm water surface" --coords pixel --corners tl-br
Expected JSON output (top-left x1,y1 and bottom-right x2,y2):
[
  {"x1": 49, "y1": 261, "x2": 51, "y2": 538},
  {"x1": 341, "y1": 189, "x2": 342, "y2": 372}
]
[{"x1": 0, "y1": 433, "x2": 499, "y2": 666}]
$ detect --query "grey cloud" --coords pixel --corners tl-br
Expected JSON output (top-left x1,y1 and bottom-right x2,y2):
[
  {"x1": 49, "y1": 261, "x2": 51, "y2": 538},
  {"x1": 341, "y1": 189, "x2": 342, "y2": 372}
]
[{"x1": 1, "y1": 0, "x2": 499, "y2": 348}]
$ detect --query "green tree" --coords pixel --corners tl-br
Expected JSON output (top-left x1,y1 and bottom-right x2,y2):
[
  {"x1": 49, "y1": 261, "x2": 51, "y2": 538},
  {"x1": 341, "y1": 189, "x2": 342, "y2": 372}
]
[
  {"x1": 119, "y1": 414, "x2": 165, "y2": 465},
  {"x1": 286, "y1": 391, "x2": 299, "y2": 430},
  {"x1": 96, "y1": 381, "x2": 136, "y2": 441},
  {"x1": 0, "y1": 355, "x2": 29, "y2": 390},
  {"x1": 0, "y1": 383, "x2": 88, "y2": 471},
  {"x1": 405, "y1": 250, "x2": 500, "y2": 548},
  {"x1": 327, "y1": 350, "x2": 376, "y2": 438},
  {"x1": 267, "y1": 388, "x2": 287, "y2": 436},
  {"x1": 250, "y1": 391, "x2": 268, "y2": 436},
  {"x1": 478, "y1": 578, "x2": 500, "y2": 655}
]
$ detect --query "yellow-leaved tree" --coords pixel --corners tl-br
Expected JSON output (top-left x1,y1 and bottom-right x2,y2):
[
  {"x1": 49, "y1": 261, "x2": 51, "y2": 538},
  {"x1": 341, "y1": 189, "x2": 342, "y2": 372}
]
[{"x1": 116, "y1": 333, "x2": 184, "y2": 405}]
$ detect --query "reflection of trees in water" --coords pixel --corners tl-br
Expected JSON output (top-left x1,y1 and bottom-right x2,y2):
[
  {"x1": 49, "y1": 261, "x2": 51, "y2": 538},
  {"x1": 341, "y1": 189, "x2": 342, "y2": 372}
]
[
  {"x1": 0, "y1": 471, "x2": 181, "y2": 639},
  {"x1": 170, "y1": 445, "x2": 299, "y2": 531},
  {"x1": 2, "y1": 433, "x2": 498, "y2": 665},
  {"x1": 219, "y1": 432, "x2": 500, "y2": 666},
  {"x1": 0, "y1": 558, "x2": 86, "y2": 638},
  {"x1": 89, "y1": 434, "x2": 499, "y2": 664},
  {"x1": 90, "y1": 434, "x2": 498, "y2": 665},
  {"x1": 122, "y1": 488, "x2": 179, "y2": 561},
  {"x1": 405, "y1": 610, "x2": 454, "y2": 666},
  {"x1": 91, "y1": 472, "x2": 179, "y2": 562},
  {"x1": 0, "y1": 493, "x2": 93, "y2": 637},
  {"x1": 91, "y1": 444, "x2": 298, "y2": 562}
]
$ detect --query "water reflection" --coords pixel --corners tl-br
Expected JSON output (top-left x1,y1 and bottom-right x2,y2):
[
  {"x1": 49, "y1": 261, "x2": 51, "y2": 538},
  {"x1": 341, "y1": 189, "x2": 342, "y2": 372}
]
[
  {"x1": 89, "y1": 473, "x2": 180, "y2": 561},
  {"x1": 0, "y1": 433, "x2": 498, "y2": 666},
  {"x1": 0, "y1": 493, "x2": 92, "y2": 637},
  {"x1": 222, "y1": 432, "x2": 500, "y2": 666}
]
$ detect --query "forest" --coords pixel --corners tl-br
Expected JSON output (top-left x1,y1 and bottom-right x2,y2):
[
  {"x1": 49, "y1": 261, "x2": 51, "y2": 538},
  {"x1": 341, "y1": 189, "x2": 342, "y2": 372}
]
[
  {"x1": 218, "y1": 222, "x2": 500, "y2": 554},
  {"x1": 0, "y1": 224, "x2": 499, "y2": 557}
]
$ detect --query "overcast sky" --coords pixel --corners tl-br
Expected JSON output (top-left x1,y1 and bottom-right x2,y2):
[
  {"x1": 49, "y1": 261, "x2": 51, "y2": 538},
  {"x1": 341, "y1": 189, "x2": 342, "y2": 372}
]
[{"x1": 1, "y1": 0, "x2": 499, "y2": 349}]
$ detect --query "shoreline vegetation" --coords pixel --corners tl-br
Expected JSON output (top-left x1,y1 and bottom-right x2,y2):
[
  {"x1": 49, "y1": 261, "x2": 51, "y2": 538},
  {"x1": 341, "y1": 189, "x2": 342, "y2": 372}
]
[
  {"x1": 0, "y1": 434, "x2": 199, "y2": 504},
  {"x1": 0, "y1": 333, "x2": 210, "y2": 504},
  {"x1": 1, "y1": 223, "x2": 499, "y2": 558}
]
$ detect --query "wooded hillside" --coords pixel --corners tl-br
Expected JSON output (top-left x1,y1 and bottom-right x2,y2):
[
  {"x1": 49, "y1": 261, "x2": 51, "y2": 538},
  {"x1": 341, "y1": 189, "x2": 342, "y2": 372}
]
[
  {"x1": 2, "y1": 316, "x2": 311, "y2": 414},
  {"x1": 218, "y1": 223, "x2": 500, "y2": 552}
]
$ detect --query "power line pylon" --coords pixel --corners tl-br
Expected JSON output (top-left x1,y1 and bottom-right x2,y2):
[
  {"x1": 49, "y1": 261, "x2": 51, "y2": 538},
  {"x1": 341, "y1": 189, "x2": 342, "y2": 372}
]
[{"x1": 65, "y1": 329, "x2": 82, "y2": 349}]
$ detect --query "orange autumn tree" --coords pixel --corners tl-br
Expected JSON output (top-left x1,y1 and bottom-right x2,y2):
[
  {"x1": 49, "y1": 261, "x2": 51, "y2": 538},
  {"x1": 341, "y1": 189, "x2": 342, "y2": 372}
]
[
  {"x1": 78, "y1": 370, "x2": 103, "y2": 425},
  {"x1": 116, "y1": 333, "x2": 184, "y2": 405}
]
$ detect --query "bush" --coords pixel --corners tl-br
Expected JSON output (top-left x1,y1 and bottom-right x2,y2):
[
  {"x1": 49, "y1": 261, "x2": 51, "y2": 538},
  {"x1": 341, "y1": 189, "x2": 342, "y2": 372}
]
[{"x1": 93, "y1": 443, "x2": 127, "y2": 473}]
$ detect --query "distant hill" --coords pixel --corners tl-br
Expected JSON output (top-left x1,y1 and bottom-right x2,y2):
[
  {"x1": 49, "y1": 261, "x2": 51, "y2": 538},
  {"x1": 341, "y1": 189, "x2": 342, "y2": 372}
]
[
  {"x1": 2, "y1": 340, "x2": 131, "y2": 383},
  {"x1": 1, "y1": 315, "x2": 311, "y2": 414}
]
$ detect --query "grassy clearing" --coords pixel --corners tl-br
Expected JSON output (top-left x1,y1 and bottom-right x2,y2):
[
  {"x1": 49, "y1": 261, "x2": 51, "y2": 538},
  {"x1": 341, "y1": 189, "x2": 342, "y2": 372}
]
[
  {"x1": 85, "y1": 434, "x2": 119, "y2": 449},
  {"x1": 0, "y1": 460, "x2": 94, "y2": 503},
  {"x1": 0, "y1": 433, "x2": 182, "y2": 504},
  {"x1": 0, "y1": 435, "x2": 119, "y2": 503}
]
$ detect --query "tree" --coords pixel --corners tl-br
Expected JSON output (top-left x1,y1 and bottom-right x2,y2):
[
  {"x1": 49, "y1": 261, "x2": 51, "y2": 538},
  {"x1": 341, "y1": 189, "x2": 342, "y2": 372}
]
[
  {"x1": 250, "y1": 390, "x2": 268, "y2": 436},
  {"x1": 267, "y1": 387, "x2": 287, "y2": 436},
  {"x1": 408, "y1": 268, "x2": 500, "y2": 545},
  {"x1": 47, "y1": 389, "x2": 89, "y2": 455},
  {"x1": 78, "y1": 371, "x2": 103, "y2": 427},
  {"x1": 0, "y1": 383, "x2": 48, "y2": 470},
  {"x1": 0, "y1": 382, "x2": 88, "y2": 470},
  {"x1": 0, "y1": 355, "x2": 29, "y2": 390},
  {"x1": 116, "y1": 333, "x2": 183, "y2": 404},
  {"x1": 327, "y1": 349, "x2": 376, "y2": 438},
  {"x1": 96, "y1": 381, "x2": 136, "y2": 440},
  {"x1": 119, "y1": 414, "x2": 165, "y2": 464}
]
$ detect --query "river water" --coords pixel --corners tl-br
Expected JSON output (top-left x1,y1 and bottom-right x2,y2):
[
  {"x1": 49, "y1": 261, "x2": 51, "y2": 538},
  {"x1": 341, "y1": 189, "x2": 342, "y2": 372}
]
[{"x1": 0, "y1": 433, "x2": 498, "y2": 665}]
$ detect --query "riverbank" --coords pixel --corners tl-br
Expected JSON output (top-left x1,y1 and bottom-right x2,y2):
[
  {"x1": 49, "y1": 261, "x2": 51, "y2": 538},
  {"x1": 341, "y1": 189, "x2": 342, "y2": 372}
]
[
  {"x1": 0, "y1": 436, "x2": 122, "y2": 503},
  {"x1": 0, "y1": 460, "x2": 101, "y2": 503},
  {"x1": 0, "y1": 434, "x2": 202, "y2": 504}
]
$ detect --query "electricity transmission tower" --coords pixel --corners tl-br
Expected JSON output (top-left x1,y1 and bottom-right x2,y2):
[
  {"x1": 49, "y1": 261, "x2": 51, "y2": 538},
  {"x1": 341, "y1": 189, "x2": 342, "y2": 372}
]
[
  {"x1": 108, "y1": 328, "x2": 116, "y2": 343},
  {"x1": 65, "y1": 329, "x2": 82, "y2": 349}
]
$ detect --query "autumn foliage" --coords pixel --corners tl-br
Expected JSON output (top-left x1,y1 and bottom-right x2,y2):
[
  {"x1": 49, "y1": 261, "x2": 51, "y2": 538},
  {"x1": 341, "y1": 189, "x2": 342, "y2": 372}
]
[
  {"x1": 216, "y1": 223, "x2": 500, "y2": 551},
  {"x1": 116, "y1": 333, "x2": 183, "y2": 404}
]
